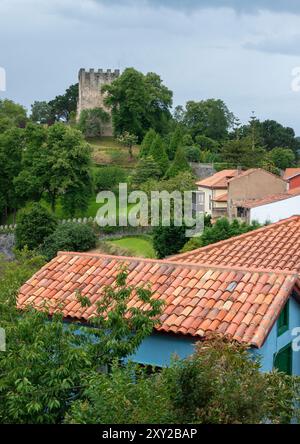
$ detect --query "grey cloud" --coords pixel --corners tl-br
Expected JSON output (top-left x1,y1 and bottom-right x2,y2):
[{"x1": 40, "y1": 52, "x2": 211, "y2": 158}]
[
  {"x1": 245, "y1": 35, "x2": 300, "y2": 56},
  {"x1": 95, "y1": 0, "x2": 300, "y2": 14}
]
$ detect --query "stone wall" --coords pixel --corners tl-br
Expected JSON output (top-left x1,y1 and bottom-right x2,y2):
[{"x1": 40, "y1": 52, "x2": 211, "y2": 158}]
[
  {"x1": 77, "y1": 68, "x2": 120, "y2": 137},
  {"x1": 0, "y1": 233, "x2": 15, "y2": 260}
]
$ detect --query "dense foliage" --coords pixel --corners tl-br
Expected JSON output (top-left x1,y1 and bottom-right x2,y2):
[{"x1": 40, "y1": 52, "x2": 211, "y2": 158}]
[{"x1": 41, "y1": 222, "x2": 97, "y2": 260}]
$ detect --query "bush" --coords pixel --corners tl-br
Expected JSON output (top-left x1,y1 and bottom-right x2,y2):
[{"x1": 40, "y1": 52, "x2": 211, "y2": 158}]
[
  {"x1": 153, "y1": 224, "x2": 187, "y2": 258},
  {"x1": 41, "y1": 223, "x2": 97, "y2": 260},
  {"x1": 15, "y1": 203, "x2": 57, "y2": 251},
  {"x1": 94, "y1": 166, "x2": 126, "y2": 191},
  {"x1": 184, "y1": 145, "x2": 200, "y2": 162},
  {"x1": 78, "y1": 108, "x2": 109, "y2": 138}
]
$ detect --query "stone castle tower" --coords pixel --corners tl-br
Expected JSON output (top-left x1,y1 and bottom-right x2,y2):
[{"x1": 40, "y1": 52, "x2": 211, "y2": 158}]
[{"x1": 77, "y1": 68, "x2": 120, "y2": 137}]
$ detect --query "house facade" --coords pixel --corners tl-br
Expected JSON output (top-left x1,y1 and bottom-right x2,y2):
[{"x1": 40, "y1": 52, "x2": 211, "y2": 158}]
[
  {"x1": 227, "y1": 169, "x2": 287, "y2": 220},
  {"x1": 17, "y1": 216, "x2": 300, "y2": 375},
  {"x1": 196, "y1": 168, "x2": 287, "y2": 221},
  {"x1": 283, "y1": 168, "x2": 300, "y2": 190},
  {"x1": 231, "y1": 187, "x2": 300, "y2": 224}
]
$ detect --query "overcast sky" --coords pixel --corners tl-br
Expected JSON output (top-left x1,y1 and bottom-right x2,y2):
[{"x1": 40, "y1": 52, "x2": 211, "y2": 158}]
[{"x1": 1, "y1": 0, "x2": 300, "y2": 132}]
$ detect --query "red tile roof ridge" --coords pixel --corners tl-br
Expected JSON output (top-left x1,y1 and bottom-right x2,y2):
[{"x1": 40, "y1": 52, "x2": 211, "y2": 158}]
[
  {"x1": 56, "y1": 251, "x2": 300, "y2": 277},
  {"x1": 170, "y1": 215, "x2": 300, "y2": 263}
]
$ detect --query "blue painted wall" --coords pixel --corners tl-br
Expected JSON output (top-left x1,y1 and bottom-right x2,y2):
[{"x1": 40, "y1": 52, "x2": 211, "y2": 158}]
[
  {"x1": 251, "y1": 295, "x2": 300, "y2": 375},
  {"x1": 130, "y1": 295, "x2": 300, "y2": 375},
  {"x1": 129, "y1": 332, "x2": 197, "y2": 367}
]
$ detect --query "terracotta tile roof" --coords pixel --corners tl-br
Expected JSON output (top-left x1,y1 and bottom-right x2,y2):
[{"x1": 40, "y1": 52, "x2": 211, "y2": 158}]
[
  {"x1": 235, "y1": 187, "x2": 300, "y2": 209},
  {"x1": 170, "y1": 216, "x2": 300, "y2": 272},
  {"x1": 196, "y1": 170, "x2": 238, "y2": 188},
  {"x1": 17, "y1": 252, "x2": 298, "y2": 348},
  {"x1": 283, "y1": 168, "x2": 300, "y2": 180},
  {"x1": 213, "y1": 193, "x2": 228, "y2": 203}
]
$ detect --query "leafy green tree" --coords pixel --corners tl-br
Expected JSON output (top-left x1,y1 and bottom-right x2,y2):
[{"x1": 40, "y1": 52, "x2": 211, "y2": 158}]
[
  {"x1": 117, "y1": 131, "x2": 138, "y2": 159},
  {"x1": 153, "y1": 223, "x2": 187, "y2": 258},
  {"x1": 14, "y1": 123, "x2": 93, "y2": 214},
  {"x1": 165, "y1": 335, "x2": 300, "y2": 424},
  {"x1": 183, "y1": 99, "x2": 234, "y2": 141},
  {"x1": 181, "y1": 217, "x2": 260, "y2": 252},
  {"x1": 184, "y1": 146, "x2": 200, "y2": 162},
  {"x1": 15, "y1": 203, "x2": 58, "y2": 251},
  {"x1": 0, "y1": 127, "x2": 24, "y2": 222},
  {"x1": 195, "y1": 135, "x2": 219, "y2": 152},
  {"x1": 167, "y1": 127, "x2": 183, "y2": 160},
  {"x1": 182, "y1": 133, "x2": 193, "y2": 146},
  {"x1": 94, "y1": 166, "x2": 126, "y2": 191},
  {"x1": 166, "y1": 146, "x2": 191, "y2": 178},
  {"x1": 270, "y1": 147, "x2": 296, "y2": 170},
  {"x1": 139, "y1": 128, "x2": 157, "y2": 158},
  {"x1": 78, "y1": 108, "x2": 109, "y2": 138},
  {"x1": 65, "y1": 362, "x2": 174, "y2": 424},
  {"x1": 221, "y1": 137, "x2": 266, "y2": 168},
  {"x1": 0, "y1": 257, "x2": 163, "y2": 424},
  {"x1": 133, "y1": 156, "x2": 161, "y2": 185},
  {"x1": 149, "y1": 134, "x2": 169, "y2": 176},
  {"x1": 30, "y1": 101, "x2": 54, "y2": 125},
  {"x1": 0, "y1": 99, "x2": 27, "y2": 131},
  {"x1": 48, "y1": 83, "x2": 79, "y2": 122},
  {"x1": 41, "y1": 222, "x2": 96, "y2": 260},
  {"x1": 103, "y1": 68, "x2": 172, "y2": 140}
]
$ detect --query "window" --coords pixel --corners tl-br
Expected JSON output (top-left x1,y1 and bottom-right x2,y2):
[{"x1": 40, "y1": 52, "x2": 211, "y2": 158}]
[
  {"x1": 273, "y1": 343, "x2": 292, "y2": 375},
  {"x1": 237, "y1": 207, "x2": 246, "y2": 218},
  {"x1": 277, "y1": 300, "x2": 289, "y2": 336}
]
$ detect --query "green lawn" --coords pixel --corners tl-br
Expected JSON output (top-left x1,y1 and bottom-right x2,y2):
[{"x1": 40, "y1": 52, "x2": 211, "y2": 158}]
[{"x1": 107, "y1": 236, "x2": 156, "y2": 258}]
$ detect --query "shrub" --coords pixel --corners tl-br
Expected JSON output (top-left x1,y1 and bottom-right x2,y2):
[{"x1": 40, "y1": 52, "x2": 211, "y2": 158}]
[
  {"x1": 184, "y1": 145, "x2": 200, "y2": 162},
  {"x1": 153, "y1": 224, "x2": 187, "y2": 258},
  {"x1": 94, "y1": 166, "x2": 126, "y2": 191},
  {"x1": 41, "y1": 223, "x2": 97, "y2": 260},
  {"x1": 15, "y1": 203, "x2": 57, "y2": 251}
]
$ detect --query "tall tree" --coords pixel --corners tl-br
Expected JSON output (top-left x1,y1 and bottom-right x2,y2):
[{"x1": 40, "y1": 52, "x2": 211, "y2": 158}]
[
  {"x1": 14, "y1": 123, "x2": 93, "y2": 215},
  {"x1": 149, "y1": 134, "x2": 169, "y2": 176},
  {"x1": 103, "y1": 68, "x2": 173, "y2": 140},
  {"x1": 48, "y1": 83, "x2": 79, "y2": 122},
  {"x1": 166, "y1": 146, "x2": 191, "y2": 178},
  {"x1": 221, "y1": 136, "x2": 266, "y2": 168},
  {"x1": 183, "y1": 99, "x2": 234, "y2": 141},
  {"x1": 139, "y1": 128, "x2": 157, "y2": 158},
  {"x1": 0, "y1": 99, "x2": 27, "y2": 132}
]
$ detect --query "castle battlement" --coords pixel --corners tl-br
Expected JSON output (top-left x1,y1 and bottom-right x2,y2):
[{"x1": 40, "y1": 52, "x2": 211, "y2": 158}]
[{"x1": 77, "y1": 68, "x2": 121, "y2": 136}]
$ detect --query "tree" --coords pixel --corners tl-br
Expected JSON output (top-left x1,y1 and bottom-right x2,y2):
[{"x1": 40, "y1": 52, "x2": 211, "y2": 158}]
[
  {"x1": 94, "y1": 166, "x2": 126, "y2": 192},
  {"x1": 165, "y1": 335, "x2": 300, "y2": 424},
  {"x1": 103, "y1": 68, "x2": 172, "y2": 140},
  {"x1": 78, "y1": 108, "x2": 109, "y2": 138},
  {"x1": 48, "y1": 83, "x2": 79, "y2": 122},
  {"x1": 139, "y1": 128, "x2": 157, "y2": 158},
  {"x1": 195, "y1": 135, "x2": 219, "y2": 152},
  {"x1": 166, "y1": 146, "x2": 191, "y2": 178},
  {"x1": 117, "y1": 131, "x2": 138, "y2": 159},
  {"x1": 149, "y1": 134, "x2": 169, "y2": 176},
  {"x1": 153, "y1": 223, "x2": 187, "y2": 258},
  {"x1": 14, "y1": 123, "x2": 93, "y2": 215},
  {"x1": 41, "y1": 222, "x2": 97, "y2": 260},
  {"x1": 167, "y1": 127, "x2": 183, "y2": 160},
  {"x1": 0, "y1": 127, "x2": 24, "y2": 222},
  {"x1": 30, "y1": 101, "x2": 54, "y2": 125},
  {"x1": 221, "y1": 136, "x2": 266, "y2": 168},
  {"x1": 133, "y1": 156, "x2": 161, "y2": 185},
  {"x1": 181, "y1": 217, "x2": 260, "y2": 252},
  {"x1": 0, "y1": 99, "x2": 27, "y2": 132},
  {"x1": 0, "y1": 256, "x2": 163, "y2": 424},
  {"x1": 270, "y1": 147, "x2": 296, "y2": 170},
  {"x1": 184, "y1": 146, "x2": 200, "y2": 162},
  {"x1": 183, "y1": 99, "x2": 234, "y2": 141},
  {"x1": 15, "y1": 203, "x2": 58, "y2": 251}
]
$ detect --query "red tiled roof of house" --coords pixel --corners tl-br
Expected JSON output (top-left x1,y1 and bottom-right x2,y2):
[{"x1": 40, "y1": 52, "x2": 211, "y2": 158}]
[
  {"x1": 283, "y1": 168, "x2": 300, "y2": 180},
  {"x1": 235, "y1": 187, "x2": 300, "y2": 209},
  {"x1": 170, "y1": 216, "x2": 300, "y2": 272},
  {"x1": 17, "y1": 252, "x2": 298, "y2": 348},
  {"x1": 213, "y1": 193, "x2": 228, "y2": 203},
  {"x1": 196, "y1": 170, "x2": 238, "y2": 188}
]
